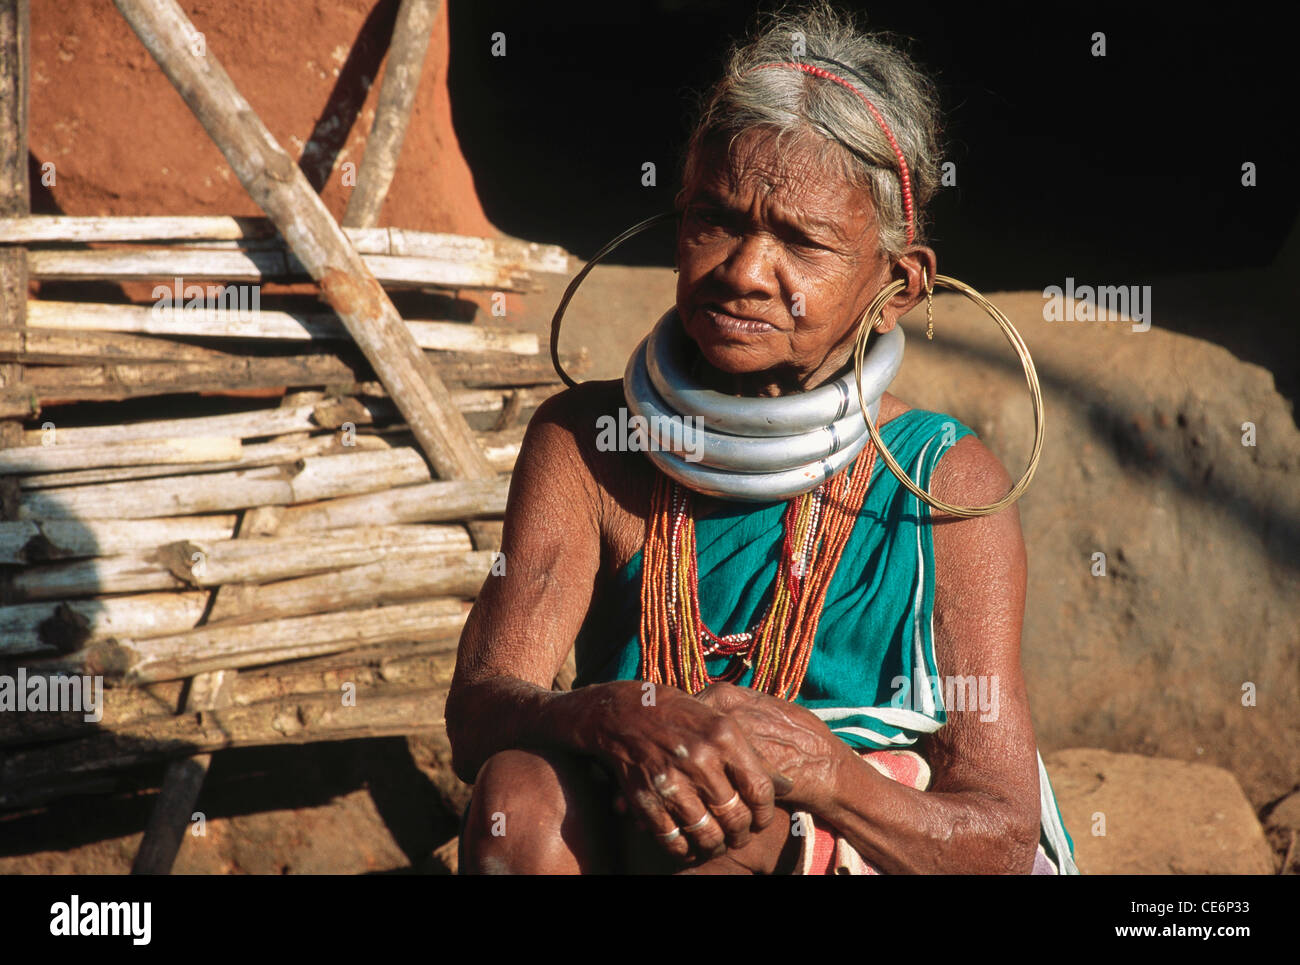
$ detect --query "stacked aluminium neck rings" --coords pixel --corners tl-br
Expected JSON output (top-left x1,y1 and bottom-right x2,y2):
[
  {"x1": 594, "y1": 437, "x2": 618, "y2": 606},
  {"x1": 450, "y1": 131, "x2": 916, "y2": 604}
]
[{"x1": 622, "y1": 308, "x2": 904, "y2": 502}]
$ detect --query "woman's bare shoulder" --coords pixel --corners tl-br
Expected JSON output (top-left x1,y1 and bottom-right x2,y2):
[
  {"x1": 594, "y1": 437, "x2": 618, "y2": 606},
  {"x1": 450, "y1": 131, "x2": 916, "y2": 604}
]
[
  {"x1": 514, "y1": 379, "x2": 651, "y2": 562},
  {"x1": 526, "y1": 378, "x2": 625, "y2": 437},
  {"x1": 929, "y1": 434, "x2": 1016, "y2": 512},
  {"x1": 875, "y1": 390, "x2": 913, "y2": 428},
  {"x1": 519, "y1": 379, "x2": 633, "y2": 483}
]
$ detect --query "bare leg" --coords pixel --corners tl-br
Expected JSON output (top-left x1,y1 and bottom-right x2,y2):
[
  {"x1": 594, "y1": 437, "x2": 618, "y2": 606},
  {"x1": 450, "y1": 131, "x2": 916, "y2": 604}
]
[
  {"x1": 460, "y1": 749, "x2": 616, "y2": 874},
  {"x1": 463, "y1": 749, "x2": 802, "y2": 874}
]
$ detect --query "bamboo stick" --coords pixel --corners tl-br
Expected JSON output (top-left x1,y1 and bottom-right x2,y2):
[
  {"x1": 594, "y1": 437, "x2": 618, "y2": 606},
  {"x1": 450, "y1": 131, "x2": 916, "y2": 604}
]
[
  {"x1": 444, "y1": 385, "x2": 556, "y2": 416},
  {"x1": 26, "y1": 246, "x2": 533, "y2": 291},
  {"x1": 287, "y1": 446, "x2": 432, "y2": 500},
  {"x1": 466, "y1": 519, "x2": 503, "y2": 547},
  {"x1": 0, "y1": 327, "x2": 239, "y2": 365},
  {"x1": 15, "y1": 424, "x2": 519, "y2": 489},
  {"x1": 0, "y1": 349, "x2": 568, "y2": 415},
  {"x1": 0, "y1": 434, "x2": 241, "y2": 473},
  {"x1": 35, "y1": 597, "x2": 470, "y2": 683},
  {"x1": 380, "y1": 228, "x2": 567, "y2": 273},
  {"x1": 17, "y1": 431, "x2": 387, "y2": 489},
  {"x1": 112, "y1": 0, "x2": 496, "y2": 487},
  {"x1": 0, "y1": 215, "x2": 568, "y2": 273},
  {"x1": 4, "y1": 530, "x2": 485, "y2": 602},
  {"x1": 131, "y1": 754, "x2": 211, "y2": 874},
  {"x1": 305, "y1": 394, "x2": 392, "y2": 430},
  {"x1": 17, "y1": 448, "x2": 431, "y2": 520},
  {"x1": 161, "y1": 230, "x2": 570, "y2": 278},
  {"x1": 0, "y1": 515, "x2": 238, "y2": 564},
  {"x1": 198, "y1": 548, "x2": 488, "y2": 625},
  {"x1": 432, "y1": 350, "x2": 581, "y2": 388},
  {"x1": 134, "y1": 498, "x2": 274, "y2": 869},
  {"x1": 29, "y1": 246, "x2": 285, "y2": 281},
  {"x1": 343, "y1": 0, "x2": 441, "y2": 228},
  {"x1": 25, "y1": 301, "x2": 540, "y2": 355},
  {"x1": 120, "y1": 236, "x2": 283, "y2": 252},
  {"x1": 185, "y1": 668, "x2": 236, "y2": 711},
  {"x1": 171, "y1": 231, "x2": 572, "y2": 282},
  {"x1": 10, "y1": 388, "x2": 552, "y2": 450},
  {"x1": 18, "y1": 465, "x2": 294, "y2": 520},
  {"x1": 275, "y1": 476, "x2": 509, "y2": 532},
  {"x1": 480, "y1": 424, "x2": 524, "y2": 470},
  {"x1": 11, "y1": 498, "x2": 490, "y2": 604},
  {"x1": 10, "y1": 552, "x2": 189, "y2": 600},
  {"x1": 19, "y1": 402, "x2": 323, "y2": 447},
  {"x1": 0, "y1": 591, "x2": 210, "y2": 655},
  {"x1": 157, "y1": 524, "x2": 476, "y2": 586},
  {"x1": 228, "y1": 638, "x2": 458, "y2": 692},
  {"x1": 20, "y1": 350, "x2": 365, "y2": 399},
  {"x1": 0, "y1": 214, "x2": 273, "y2": 243}
]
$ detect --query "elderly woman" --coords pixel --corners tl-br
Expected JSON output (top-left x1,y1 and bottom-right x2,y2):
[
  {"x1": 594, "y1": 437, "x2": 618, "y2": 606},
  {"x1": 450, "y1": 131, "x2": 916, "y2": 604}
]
[{"x1": 446, "y1": 4, "x2": 1076, "y2": 875}]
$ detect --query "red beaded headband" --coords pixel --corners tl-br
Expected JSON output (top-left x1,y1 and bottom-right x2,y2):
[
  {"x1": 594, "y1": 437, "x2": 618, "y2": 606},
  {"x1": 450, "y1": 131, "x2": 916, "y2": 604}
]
[{"x1": 750, "y1": 61, "x2": 916, "y2": 244}]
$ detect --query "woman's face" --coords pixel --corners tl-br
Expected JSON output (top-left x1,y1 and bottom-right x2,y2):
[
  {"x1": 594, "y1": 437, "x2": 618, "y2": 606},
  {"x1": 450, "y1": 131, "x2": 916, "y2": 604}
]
[{"x1": 675, "y1": 126, "x2": 893, "y2": 391}]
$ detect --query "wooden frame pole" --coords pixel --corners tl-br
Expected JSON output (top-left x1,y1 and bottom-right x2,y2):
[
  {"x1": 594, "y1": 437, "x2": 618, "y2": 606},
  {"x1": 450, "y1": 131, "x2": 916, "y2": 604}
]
[
  {"x1": 0, "y1": 0, "x2": 30, "y2": 467},
  {"x1": 112, "y1": 0, "x2": 495, "y2": 483},
  {"x1": 343, "y1": 0, "x2": 443, "y2": 229}
]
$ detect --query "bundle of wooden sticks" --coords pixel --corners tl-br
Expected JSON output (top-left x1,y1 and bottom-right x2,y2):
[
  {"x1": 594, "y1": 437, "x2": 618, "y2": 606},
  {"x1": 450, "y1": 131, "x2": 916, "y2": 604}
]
[{"x1": 0, "y1": 214, "x2": 577, "y2": 810}]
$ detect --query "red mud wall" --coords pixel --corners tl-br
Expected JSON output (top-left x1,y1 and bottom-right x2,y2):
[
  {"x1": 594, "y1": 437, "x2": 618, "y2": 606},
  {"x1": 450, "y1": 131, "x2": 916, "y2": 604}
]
[{"x1": 27, "y1": 0, "x2": 495, "y2": 238}]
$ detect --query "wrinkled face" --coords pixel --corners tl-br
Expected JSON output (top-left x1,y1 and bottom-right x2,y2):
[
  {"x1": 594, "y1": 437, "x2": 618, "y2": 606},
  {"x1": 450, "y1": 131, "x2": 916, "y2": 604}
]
[{"x1": 675, "y1": 126, "x2": 890, "y2": 388}]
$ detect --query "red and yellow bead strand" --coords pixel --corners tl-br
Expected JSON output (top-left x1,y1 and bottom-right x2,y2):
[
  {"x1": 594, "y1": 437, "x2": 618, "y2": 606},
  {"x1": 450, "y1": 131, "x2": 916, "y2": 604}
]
[{"x1": 638, "y1": 441, "x2": 878, "y2": 700}]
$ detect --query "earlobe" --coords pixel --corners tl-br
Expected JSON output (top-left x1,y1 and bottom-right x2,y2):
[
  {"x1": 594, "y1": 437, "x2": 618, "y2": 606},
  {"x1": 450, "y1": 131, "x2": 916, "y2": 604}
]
[{"x1": 890, "y1": 248, "x2": 938, "y2": 325}]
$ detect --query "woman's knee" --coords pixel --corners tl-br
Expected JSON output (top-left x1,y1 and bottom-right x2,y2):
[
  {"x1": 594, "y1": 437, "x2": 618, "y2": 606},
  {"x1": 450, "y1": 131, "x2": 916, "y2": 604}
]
[
  {"x1": 460, "y1": 749, "x2": 610, "y2": 874},
  {"x1": 469, "y1": 749, "x2": 566, "y2": 825}
]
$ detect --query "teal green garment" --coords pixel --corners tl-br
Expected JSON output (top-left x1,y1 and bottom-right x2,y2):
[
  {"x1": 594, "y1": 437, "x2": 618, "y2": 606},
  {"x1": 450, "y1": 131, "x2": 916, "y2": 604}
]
[{"x1": 574, "y1": 407, "x2": 1077, "y2": 873}]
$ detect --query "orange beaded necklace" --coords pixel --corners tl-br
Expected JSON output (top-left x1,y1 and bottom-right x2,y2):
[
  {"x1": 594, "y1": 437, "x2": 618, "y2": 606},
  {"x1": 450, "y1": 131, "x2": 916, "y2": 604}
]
[{"x1": 639, "y1": 441, "x2": 878, "y2": 700}]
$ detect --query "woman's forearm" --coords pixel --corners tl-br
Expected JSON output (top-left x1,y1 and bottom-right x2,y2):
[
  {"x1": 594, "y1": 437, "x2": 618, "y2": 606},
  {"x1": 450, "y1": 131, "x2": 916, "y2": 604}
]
[
  {"x1": 445, "y1": 677, "x2": 574, "y2": 784},
  {"x1": 817, "y1": 755, "x2": 1040, "y2": 874},
  {"x1": 445, "y1": 677, "x2": 629, "y2": 784}
]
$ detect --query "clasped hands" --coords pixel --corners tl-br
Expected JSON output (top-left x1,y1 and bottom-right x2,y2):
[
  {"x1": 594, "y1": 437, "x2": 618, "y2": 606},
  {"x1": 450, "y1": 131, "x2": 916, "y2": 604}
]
[{"x1": 590, "y1": 679, "x2": 851, "y2": 865}]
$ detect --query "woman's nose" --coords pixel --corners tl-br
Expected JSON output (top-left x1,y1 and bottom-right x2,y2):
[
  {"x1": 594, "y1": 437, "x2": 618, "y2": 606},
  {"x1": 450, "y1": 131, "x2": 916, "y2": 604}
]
[{"x1": 713, "y1": 232, "x2": 779, "y2": 296}]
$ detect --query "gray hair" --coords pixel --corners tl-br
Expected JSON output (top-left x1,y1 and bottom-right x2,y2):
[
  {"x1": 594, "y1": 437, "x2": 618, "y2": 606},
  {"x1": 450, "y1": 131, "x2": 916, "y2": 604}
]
[{"x1": 679, "y1": 2, "x2": 942, "y2": 260}]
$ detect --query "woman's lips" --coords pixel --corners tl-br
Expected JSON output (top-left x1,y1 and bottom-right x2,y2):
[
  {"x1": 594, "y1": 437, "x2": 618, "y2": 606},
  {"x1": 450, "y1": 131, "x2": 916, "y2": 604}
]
[{"x1": 701, "y1": 306, "x2": 776, "y2": 335}]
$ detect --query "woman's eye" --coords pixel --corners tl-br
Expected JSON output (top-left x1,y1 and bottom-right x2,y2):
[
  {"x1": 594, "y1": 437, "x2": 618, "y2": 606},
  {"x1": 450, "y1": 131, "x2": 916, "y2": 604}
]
[{"x1": 791, "y1": 237, "x2": 827, "y2": 253}]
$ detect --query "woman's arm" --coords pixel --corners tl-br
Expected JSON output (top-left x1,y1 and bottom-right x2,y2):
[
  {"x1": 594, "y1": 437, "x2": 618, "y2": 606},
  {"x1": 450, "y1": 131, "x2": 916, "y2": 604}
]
[
  {"x1": 701, "y1": 435, "x2": 1042, "y2": 873},
  {"x1": 444, "y1": 386, "x2": 606, "y2": 782},
  {"x1": 445, "y1": 385, "x2": 789, "y2": 861},
  {"x1": 820, "y1": 434, "x2": 1040, "y2": 872}
]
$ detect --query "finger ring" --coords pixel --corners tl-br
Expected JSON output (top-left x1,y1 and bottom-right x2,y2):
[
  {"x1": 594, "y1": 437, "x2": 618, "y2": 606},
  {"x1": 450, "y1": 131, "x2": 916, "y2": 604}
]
[
  {"x1": 656, "y1": 826, "x2": 682, "y2": 843},
  {"x1": 711, "y1": 791, "x2": 742, "y2": 810},
  {"x1": 682, "y1": 813, "x2": 712, "y2": 833}
]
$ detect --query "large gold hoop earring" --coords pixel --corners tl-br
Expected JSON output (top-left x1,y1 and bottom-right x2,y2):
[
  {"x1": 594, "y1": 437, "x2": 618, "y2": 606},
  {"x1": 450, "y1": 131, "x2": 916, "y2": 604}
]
[{"x1": 853, "y1": 271, "x2": 1046, "y2": 518}]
